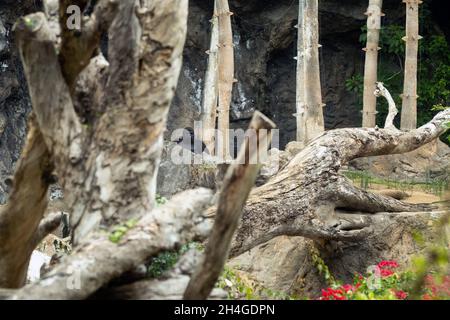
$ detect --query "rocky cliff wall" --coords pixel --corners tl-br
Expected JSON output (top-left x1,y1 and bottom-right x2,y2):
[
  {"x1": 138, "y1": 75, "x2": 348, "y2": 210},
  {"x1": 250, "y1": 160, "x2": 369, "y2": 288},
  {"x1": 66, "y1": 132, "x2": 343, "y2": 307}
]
[{"x1": 0, "y1": 0, "x2": 448, "y2": 202}]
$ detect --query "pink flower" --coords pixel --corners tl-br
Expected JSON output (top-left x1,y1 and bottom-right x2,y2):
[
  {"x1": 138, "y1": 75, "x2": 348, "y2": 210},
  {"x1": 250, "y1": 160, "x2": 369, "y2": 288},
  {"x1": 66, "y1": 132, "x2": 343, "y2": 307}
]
[{"x1": 342, "y1": 284, "x2": 354, "y2": 292}]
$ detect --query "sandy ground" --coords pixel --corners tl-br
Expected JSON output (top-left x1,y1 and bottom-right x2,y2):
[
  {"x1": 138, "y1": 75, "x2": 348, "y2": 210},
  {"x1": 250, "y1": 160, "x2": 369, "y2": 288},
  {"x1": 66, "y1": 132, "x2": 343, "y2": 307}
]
[{"x1": 367, "y1": 184, "x2": 449, "y2": 209}]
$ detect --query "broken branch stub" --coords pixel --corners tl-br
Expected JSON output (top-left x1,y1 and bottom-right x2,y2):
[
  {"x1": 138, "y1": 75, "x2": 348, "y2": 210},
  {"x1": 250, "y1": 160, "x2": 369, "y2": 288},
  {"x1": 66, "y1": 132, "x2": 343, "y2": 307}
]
[{"x1": 184, "y1": 111, "x2": 276, "y2": 300}]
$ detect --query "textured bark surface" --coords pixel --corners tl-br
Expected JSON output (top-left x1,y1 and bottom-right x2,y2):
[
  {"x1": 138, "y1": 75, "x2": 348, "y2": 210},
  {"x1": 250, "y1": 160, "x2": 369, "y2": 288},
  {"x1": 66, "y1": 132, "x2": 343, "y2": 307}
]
[
  {"x1": 227, "y1": 108, "x2": 450, "y2": 257},
  {"x1": 7, "y1": 189, "x2": 213, "y2": 300},
  {"x1": 201, "y1": 3, "x2": 219, "y2": 155},
  {"x1": 0, "y1": 0, "x2": 190, "y2": 295},
  {"x1": 95, "y1": 249, "x2": 227, "y2": 300},
  {"x1": 362, "y1": 0, "x2": 383, "y2": 128},
  {"x1": 0, "y1": 117, "x2": 53, "y2": 288},
  {"x1": 400, "y1": 0, "x2": 421, "y2": 130},
  {"x1": 216, "y1": 0, "x2": 234, "y2": 160},
  {"x1": 229, "y1": 210, "x2": 448, "y2": 298},
  {"x1": 296, "y1": 0, "x2": 325, "y2": 145},
  {"x1": 68, "y1": 0, "x2": 189, "y2": 244}
]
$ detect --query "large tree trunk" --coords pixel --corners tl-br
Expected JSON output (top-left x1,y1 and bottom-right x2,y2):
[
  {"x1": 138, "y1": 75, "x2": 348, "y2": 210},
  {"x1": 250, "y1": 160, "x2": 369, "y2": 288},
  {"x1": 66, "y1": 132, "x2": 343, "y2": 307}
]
[
  {"x1": 296, "y1": 0, "x2": 325, "y2": 145},
  {"x1": 201, "y1": 3, "x2": 220, "y2": 155},
  {"x1": 0, "y1": 0, "x2": 190, "y2": 290},
  {"x1": 400, "y1": 0, "x2": 422, "y2": 130},
  {"x1": 362, "y1": 0, "x2": 383, "y2": 128},
  {"x1": 216, "y1": 0, "x2": 234, "y2": 161},
  {"x1": 227, "y1": 108, "x2": 450, "y2": 257}
]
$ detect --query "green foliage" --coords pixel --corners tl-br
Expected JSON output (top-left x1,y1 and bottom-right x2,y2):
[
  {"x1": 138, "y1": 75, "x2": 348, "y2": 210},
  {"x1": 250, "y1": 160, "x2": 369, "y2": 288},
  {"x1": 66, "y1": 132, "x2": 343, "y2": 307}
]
[
  {"x1": 349, "y1": 5, "x2": 450, "y2": 144},
  {"x1": 345, "y1": 74, "x2": 364, "y2": 95},
  {"x1": 311, "y1": 247, "x2": 337, "y2": 286},
  {"x1": 109, "y1": 218, "x2": 138, "y2": 243},
  {"x1": 146, "y1": 242, "x2": 203, "y2": 278},
  {"x1": 155, "y1": 194, "x2": 168, "y2": 207},
  {"x1": 319, "y1": 213, "x2": 450, "y2": 300}
]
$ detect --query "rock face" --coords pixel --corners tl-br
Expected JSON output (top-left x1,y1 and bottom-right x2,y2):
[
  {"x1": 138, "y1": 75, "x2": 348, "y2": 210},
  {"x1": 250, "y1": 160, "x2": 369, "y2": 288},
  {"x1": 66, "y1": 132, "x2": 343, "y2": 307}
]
[
  {"x1": 229, "y1": 210, "x2": 448, "y2": 298},
  {"x1": 0, "y1": 1, "x2": 38, "y2": 203},
  {"x1": 168, "y1": 0, "x2": 415, "y2": 147},
  {"x1": 157, "y1": 142, "x2": 218, "y2": 198},
  {"x1": 349, "y1": 140, "x2": 450, "y2": 182}
]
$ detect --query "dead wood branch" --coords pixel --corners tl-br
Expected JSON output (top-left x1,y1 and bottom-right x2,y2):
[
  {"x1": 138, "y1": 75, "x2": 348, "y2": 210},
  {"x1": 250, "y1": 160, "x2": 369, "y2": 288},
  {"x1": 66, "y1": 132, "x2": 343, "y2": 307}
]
[
  {"x1": 7, "y1": 189, "x2": 213, "y2": 300},
  {"x1": 184, "y1": 111, "x2": 276, "y2": 299}
]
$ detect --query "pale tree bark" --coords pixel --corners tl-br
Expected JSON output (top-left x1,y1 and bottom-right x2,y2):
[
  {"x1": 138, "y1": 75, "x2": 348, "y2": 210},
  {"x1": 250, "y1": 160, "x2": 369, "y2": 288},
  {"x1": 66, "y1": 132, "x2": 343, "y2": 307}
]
[
  {"x1": 400, "y1": 0, "x2": 422, "y2": 130},
  {"x1": 93, "y1": 249, "x2": 226, "y2": 300},
  {"x1": 201, "y1": 2, "x2": 220, "y2": 155},
  {"x1": 0, "y1": 117, "x2": 55, "y2": 288},
  {"x1": 362, "y1": 0, "x2": 384, "y2": 128},
  {"x1": 7, "y1": 189, "x2": 214, "y2": 299},
  {"x1": 0, "y1": 0, "x2": 191, "y2": 293},
  {"x1": 184, "y1": 111, "x2": 276, "y2": 299},
  {"x1": 225, "y1": 108, "x2": 449, "y2": 257},
  {"x1": 216, "y1": 0, "x2": 234, "y2": 161},
  {"x1": 69, "y1": 0, "x2": 189, "y2": 244},
  {"x1": 296, "y1": 0, "x2": 325, "y2": 145},
  {"x1": 374, "y1": 82, "x2": 399, "y2": 130}
]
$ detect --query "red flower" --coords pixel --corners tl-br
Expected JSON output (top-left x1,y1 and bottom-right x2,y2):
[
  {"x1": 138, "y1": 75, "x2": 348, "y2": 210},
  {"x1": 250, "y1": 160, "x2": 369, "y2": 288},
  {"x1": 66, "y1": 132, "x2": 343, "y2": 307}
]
[
  {"x1": 422, "y1": 294, "x2": 432, "y2": 300},
  {"x1": 320, "y1": 288, "x2": 347, "y2": 300},
  {"x1": 394, "y1": 290, "x2": 408, "y2": 300},
  {"x1": 380, "y1": 269, "x2": 394, "y2": 277},
  {"x1": 377, "y1": 260, "x2": 399, "y2": 269}
]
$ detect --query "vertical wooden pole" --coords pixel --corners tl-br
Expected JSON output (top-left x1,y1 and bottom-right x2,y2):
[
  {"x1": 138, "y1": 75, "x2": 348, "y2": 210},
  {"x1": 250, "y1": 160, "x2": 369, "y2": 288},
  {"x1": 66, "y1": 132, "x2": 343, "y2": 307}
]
[
  {"x1": 216, "y1": 0, "x2": 234, "y2": 160},
  {"x1": 201, "y1": 3, "x2": 219, "y2": 155},
  {"x1": 400, "y1": 0, "x2": 422, "y2": 130},
  {"x1": 296, "y1": 0, "x2": 325, "y2": 145},
  {"x1": 362, "y1": 0, "x2": 383, "y2": 128}
]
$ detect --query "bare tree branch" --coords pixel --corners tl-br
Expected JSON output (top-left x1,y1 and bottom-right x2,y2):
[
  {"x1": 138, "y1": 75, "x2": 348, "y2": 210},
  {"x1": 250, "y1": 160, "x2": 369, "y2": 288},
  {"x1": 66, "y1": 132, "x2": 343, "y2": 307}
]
[
  {"x1": 8, "y1": 188, "x2": 213, "y2": 300},
  {"x1": 184, "y1": 111, "x2": 276, "y2": 300},
  {"x1": 94, "y1": 249, "x2": 227, "y2": 300},
  {"x1": 14, "y1": 12, "x2": 84, "y2": 166},
  {"x1": 0, "y1": 117, "x2": 53, "y2": 288},
  {"x1": 58, "y1": 0, "x2": 119, "y2": 91},
  {"x1": 30, "y1": 212, "x2": 63, "y2": 249},
  {"x1": 374, "y1": 82, "x2": 399, "y2": 130}
]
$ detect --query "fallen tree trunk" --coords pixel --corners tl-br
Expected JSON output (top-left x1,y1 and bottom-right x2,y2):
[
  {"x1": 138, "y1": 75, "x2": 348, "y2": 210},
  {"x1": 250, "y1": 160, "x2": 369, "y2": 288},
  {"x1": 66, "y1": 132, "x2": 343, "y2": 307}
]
[{"x1": 227, "y1": 108, "x2": 450, "y2": 257}]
